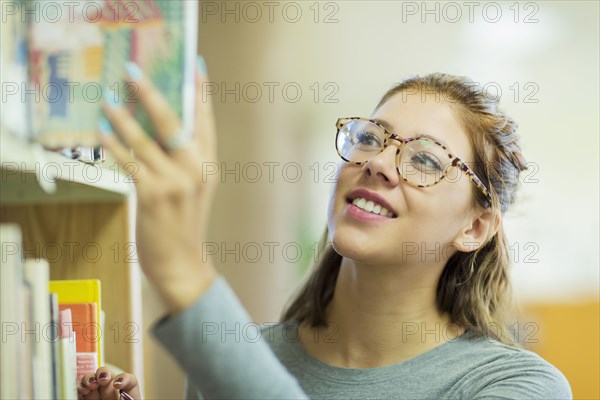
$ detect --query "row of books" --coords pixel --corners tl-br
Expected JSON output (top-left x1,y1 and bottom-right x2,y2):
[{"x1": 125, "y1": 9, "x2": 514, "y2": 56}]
[
  {"x1": 1, "y1": 0, "x2": 198, "y2": 151},
  {"x1": 1, "y1": 224, "x2": 104, "y2": 399}
]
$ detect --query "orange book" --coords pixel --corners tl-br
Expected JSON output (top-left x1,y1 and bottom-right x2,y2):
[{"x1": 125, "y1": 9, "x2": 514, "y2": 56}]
[
  {"x1": 59, "y1": 303, "x2": 98, "y2": 383},
  {"x1": 49, "y1": 279, "x2": 102, "y2": 367}
]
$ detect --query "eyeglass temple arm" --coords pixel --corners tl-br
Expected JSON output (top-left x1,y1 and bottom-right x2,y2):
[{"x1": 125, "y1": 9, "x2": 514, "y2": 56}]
[{"x1": 452, "y1": 158, "x2": 492, "y2": 201}]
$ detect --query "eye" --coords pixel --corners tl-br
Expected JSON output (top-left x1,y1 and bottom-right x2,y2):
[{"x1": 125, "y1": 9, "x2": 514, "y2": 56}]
[
  {"x1": 353, "y1": 130, "x2": 381, "y2": 147},
  {"x1": 411, "y1": 152, "x2": 443, "y2": 172}
]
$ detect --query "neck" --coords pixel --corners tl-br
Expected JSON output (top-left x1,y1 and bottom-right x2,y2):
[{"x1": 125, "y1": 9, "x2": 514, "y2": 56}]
[{"x1": 300, "y1": 256, "x2": 464, "y2": 368}]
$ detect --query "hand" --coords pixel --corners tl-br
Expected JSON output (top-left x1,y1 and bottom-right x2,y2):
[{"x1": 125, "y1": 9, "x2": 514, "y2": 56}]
[
  {"x1": 98, "y1": 58, "x2": 218, "y2": 313},
  {"x1": 78, "y1": 367, "x2": 141, "y2": 400}
]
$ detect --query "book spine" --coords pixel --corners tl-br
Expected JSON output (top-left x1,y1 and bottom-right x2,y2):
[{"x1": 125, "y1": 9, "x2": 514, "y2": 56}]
[
  {"x1": 49, "y1": 293, "x2": 60, "y2": 400},
  {"x1": 58, "y1": 309, "x2": 78, "y2": 400},
  {"x1": 23, "y1": 259, "x2": 53, "y2": 400},
  {"x1": 0, "y1": 224, "x2": 27, "y2": 399}
]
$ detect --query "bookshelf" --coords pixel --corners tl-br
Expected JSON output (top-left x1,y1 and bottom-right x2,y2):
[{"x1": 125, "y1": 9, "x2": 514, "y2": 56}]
[
  {"x1": 0, "y1": 134, "x2": 144, "y2": 385},
  {"x1": 1, "y1": 133, "x2": 132, "y2": 204}
]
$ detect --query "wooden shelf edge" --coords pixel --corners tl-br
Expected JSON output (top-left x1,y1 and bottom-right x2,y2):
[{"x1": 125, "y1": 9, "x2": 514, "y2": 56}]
[{"x1": 1, "y1": 133, "x2": 133, "y2": 204}]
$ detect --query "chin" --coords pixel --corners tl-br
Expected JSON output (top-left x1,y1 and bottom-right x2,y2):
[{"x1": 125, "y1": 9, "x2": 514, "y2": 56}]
[{"x1": 329, "y1": 223, "x2": 378, "y2": 262}]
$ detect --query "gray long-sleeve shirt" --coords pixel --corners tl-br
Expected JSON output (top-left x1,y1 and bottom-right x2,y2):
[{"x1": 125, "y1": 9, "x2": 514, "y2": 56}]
[{"x1": 152, "y1": 275, "x2": 572, "y2": 399}]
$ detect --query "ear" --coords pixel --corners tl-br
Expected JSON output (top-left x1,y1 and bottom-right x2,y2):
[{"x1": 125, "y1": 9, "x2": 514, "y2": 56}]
[{"x1": 452, "y1": 209, "x2": 499, "y2": 252}]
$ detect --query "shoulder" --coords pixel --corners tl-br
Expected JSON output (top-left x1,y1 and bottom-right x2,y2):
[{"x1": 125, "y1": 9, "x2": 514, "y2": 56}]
[
  {"x1": 259, "y1": 321, "x2": 301, "y2": 346},
  {"x1": 258, "y1": 321, "x2": 307, "y2": 367},
  {"x1": 451, "y1": 332, "x2": 572, "y2": 399}
]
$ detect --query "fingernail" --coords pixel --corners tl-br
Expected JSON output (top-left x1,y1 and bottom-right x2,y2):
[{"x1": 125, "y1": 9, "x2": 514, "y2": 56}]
[
  {"x1": 89, "y1": 377, "x2": 97, "y2": 384},
  {"x1": 125, "y1": 61, "x2": 143, "y2": 80},
  {"x1": 114, "y1": 378, "x2": 123, "y2": 386},
  {"x1": 197, "y1": 55, "x2": 207, "y2": 75},
  {"x1": 99, "y1": 372, "x2": 108, "y2": 381},
  {"x1": 98, "y1": 117, "x2": 113, "y2": 136},
  {"x1": 104, "y1": 87, "x2": 120, "y2": 108}
]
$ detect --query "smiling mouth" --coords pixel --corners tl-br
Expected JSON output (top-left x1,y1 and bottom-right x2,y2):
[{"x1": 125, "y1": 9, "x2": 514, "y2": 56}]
[{"x1": 346, "y1": 197, "x2": 397, "y2": 218}]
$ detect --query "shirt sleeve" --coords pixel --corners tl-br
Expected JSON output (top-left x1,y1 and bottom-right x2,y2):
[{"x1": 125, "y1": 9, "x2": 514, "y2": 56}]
[
  {"x1": 151, "y1": 275, "x2": 309, "y2": 400},
  {"x1": 183, "y1": 377, "x2": 203, "y2": 400},
  {"x1": 470, "y1": 351, "x2": 573, "y2": 400}
]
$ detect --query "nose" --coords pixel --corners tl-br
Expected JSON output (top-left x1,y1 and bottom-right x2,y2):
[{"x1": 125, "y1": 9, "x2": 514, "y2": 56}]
[{"x1": 363, "y1": 144, "x2": 401, "y2": 186}]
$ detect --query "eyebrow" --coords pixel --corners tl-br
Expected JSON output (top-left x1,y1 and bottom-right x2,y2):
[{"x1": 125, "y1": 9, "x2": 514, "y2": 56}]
[{"x1": 371, "y1": 118, "x2": 450, "y2": 148}]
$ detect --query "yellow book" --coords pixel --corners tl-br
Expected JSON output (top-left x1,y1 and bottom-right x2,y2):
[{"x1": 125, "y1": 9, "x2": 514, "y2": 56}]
[{"x1": 49, "y1": 280, "x2": 102, "y2": 366}]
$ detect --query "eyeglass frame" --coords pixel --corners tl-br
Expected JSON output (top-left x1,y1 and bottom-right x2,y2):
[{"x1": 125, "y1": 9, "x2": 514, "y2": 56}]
[{"x1": 335, "y1": 117, "x2": 492, "y2": 206}]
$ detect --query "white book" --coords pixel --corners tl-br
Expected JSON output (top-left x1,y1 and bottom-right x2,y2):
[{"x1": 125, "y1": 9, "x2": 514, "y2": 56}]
[
  {"x1": 21, "y1": 281, "x2": 35, "y2": 399},
  {"x1": 58, "y1": 309, "x2": 78, "y2": 400},
  {"x1": 23, "y1": 259, "x2": 53, "y2": 400},
  {"x1": 58, "y1": 335, "x2": 78, "y2": 400},
  {"x1": 0, "y1": 224, "x2": 27, "y2": 399},
  {"x1": 49, "y1": 293, "x2": 60, "y2": 400}
]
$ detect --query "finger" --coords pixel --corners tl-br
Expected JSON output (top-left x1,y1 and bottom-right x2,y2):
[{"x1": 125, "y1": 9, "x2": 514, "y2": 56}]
[
  {"x1": 98, "y1": 378, "x2": 120, "y2": 400},
  {"x1": 194, "y1": 60, "x2": 217, "y2": 161},
  {"x1": 113, "y1": 372, "x2": 139, "y2": 392},
  {"x1": 123, "y1": 61, "x2": 182, "y2": 150},
  {"x1": 101, "y1": 99, "x2": 172, "y2": 175},
  {"x1": 81, "y1": 373, "x2": 99, "y2": 392},
  {"x1": 77, "y1": 382, "x2": 91, "y2": 397},
  {"x1": 85, "y1": 386, "x2": 101, "y2": 400},
  {"x1": 95, "y1": 366, "x2": 113, "y2": 387},
  {"x1": 97, "y1": 121, "x2": 150, "y2": 186}
]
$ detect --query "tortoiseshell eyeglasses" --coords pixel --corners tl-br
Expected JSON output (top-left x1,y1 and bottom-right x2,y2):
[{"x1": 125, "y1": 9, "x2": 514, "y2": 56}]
[{"x1": 335, "y1": 117, "x2": 492, "y2": 207}]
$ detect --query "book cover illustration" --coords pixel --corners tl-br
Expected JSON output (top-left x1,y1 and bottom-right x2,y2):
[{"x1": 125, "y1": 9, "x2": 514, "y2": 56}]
[
  {"x1": 27, "y1": 0, "x2": 198, "y2": 148},
  {"x1": 0, "y1": 0, "x2": 30, "y2": 140}
]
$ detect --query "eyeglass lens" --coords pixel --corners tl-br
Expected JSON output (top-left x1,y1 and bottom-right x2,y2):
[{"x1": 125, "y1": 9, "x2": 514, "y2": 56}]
[{"x1": 336, "y1": 120, "x2": 452, "y2": 186}]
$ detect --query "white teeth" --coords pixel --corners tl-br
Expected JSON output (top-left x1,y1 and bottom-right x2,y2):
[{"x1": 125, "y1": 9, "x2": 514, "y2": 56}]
[
  {"x1": 353, "y1": 198, "x2": 366, "y2": 208},
  {"x1": 351, "y1": 197, "x2": 393, "y2": 217}
]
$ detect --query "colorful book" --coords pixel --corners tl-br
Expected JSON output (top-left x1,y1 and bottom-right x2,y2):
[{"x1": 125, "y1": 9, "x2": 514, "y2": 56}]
[
  {"x1": 49, "y1": 279, "x2": 102, "y2": 367},
  {"x1": 0, "y1": 0, "x2": 29, "y2": 141},
  {"x1": 23, "y1": 0, "x2": 199, "y2": 148}
]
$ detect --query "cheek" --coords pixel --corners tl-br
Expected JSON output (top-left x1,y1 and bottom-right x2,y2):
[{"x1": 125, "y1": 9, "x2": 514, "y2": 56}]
[
  {"x1": 326, "y1": 164, "x2": 378, "y2": 255},
  {"x1": 440, "y1": 168, "x2": 475, "y2": 205},
  {"x1": 405, "y1": 181, "x2": 463, "y2": 222},
  {"x1": 326, "y1": 192, "x2": 337, "y2": 233},
  {"x1": 328, "y1": 162, "x2": 355, "y2": 207},
  {"x1": 406, "y1": 186, "x2": 470, "y2": 243},
  {"x1": 327, "y1": 165, "x2": 349, "y2": 228}
]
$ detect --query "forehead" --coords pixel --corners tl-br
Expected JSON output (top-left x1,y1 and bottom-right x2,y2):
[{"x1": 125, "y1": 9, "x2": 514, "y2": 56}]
[{"x1": 371, "y1": 92, "x2": 474, "y2": 162}]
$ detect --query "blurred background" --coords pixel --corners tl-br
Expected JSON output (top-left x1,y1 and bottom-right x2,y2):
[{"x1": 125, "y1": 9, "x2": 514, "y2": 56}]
[{"x1": 142, "y1": 1, "x2": 599, "y2": 399}]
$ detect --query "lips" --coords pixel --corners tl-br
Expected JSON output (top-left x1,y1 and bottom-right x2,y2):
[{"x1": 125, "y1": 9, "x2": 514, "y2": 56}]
[{"x1": 346, "y1": 188, "x2": 398, "y2": 218}]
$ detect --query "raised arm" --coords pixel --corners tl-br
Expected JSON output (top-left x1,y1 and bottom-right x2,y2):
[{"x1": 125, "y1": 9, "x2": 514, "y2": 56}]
[{"x1": 99, "y1": 57, "x2": 308, "y2": 399}]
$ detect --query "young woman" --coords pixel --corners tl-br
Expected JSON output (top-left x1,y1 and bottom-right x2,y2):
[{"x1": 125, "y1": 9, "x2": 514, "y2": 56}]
[{"x1": 77, "y1": 60, "x2": 572, "y2": 399}]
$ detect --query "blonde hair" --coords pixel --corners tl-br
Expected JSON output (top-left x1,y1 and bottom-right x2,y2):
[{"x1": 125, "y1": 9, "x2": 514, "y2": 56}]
[{"x1": 281, "y1": 73, "x2": 529, "y2": 345}]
